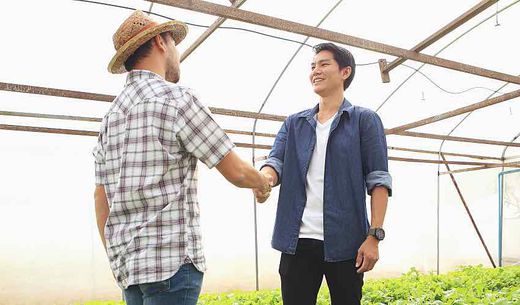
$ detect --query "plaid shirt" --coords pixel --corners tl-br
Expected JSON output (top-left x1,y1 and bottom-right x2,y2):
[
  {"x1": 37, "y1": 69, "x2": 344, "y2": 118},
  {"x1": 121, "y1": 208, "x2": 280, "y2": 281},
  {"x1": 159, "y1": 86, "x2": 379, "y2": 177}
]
[{"x1": 92, "y1": 70, "x2": 234, "y2": 289}]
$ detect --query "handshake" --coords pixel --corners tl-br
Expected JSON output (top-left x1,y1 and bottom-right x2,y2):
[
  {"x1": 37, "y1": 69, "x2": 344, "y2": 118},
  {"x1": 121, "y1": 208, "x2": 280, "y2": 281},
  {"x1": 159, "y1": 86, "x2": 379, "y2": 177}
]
[{"x1": 253, "y1": 168, "x2": 276, "y2": 203}]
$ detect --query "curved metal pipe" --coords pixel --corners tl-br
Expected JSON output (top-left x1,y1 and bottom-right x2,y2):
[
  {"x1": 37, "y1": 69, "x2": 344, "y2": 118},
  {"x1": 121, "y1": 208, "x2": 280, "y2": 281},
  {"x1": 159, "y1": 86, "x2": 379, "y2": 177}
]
[{"x1": 500, "y1": 131, "x2": 520, "y2": 160}]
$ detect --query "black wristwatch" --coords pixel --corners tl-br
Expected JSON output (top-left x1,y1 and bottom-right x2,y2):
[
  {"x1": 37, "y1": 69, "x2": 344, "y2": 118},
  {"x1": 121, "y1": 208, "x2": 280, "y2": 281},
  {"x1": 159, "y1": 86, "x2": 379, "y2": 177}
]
[{"x1": 368, "y1": 228, "x2": 385, "y2": 241}]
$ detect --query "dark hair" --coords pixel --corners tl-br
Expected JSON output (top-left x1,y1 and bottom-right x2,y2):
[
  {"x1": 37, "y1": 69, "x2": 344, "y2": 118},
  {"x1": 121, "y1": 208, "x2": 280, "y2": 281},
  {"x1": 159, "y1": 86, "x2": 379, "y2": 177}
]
[
  {"x1": 313, "y1": 42, "x2": 356, "y2": 90},
  {"x1": 124, "y1": 32, "x2": 173, "y2": 72}
]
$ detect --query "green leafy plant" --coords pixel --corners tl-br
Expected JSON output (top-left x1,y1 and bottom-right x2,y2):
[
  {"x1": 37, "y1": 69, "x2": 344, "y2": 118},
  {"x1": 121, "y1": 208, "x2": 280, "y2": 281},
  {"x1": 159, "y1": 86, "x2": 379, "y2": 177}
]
[{"x1": 80, "y1": 265, "x2": 520, "y2": 305}]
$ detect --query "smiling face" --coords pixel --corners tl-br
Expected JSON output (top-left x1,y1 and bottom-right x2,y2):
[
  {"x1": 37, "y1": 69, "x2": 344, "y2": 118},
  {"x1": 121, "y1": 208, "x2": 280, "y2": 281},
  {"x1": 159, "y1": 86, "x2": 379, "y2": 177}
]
[{"x1": 309, "y1": 50, "x2": 351, "y2": 96}]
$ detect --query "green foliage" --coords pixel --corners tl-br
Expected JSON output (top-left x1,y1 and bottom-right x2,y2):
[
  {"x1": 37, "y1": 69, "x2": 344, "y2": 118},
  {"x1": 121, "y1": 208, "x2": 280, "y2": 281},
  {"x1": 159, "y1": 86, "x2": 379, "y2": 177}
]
[
  {"x1": 81, "y1": 265, "x2": 520, "y2": 305},
  {"x1": 361, "y1": 265, "x2": 520, "y2": 305}
]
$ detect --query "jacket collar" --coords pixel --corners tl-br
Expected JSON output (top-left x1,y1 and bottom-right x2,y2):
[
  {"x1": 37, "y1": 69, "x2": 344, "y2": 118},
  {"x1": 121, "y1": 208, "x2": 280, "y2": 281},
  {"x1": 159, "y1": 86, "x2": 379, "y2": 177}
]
[{"x1": 298, "y1": 98, "x2": 354, "y2": 120}]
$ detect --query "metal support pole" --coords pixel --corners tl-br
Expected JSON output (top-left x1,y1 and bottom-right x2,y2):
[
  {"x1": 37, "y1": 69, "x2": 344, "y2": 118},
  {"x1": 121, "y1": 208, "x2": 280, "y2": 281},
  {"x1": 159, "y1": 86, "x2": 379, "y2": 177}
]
[
  {"x1": 441, "y1": 154, "x2": 496, "y2": 267},
  {"x1": 497, "y1": 168, "x2": 520, "y2": 267},
  {"x1": 498, "y1": 171, "x2": 504, "y2": 267},
  {"x1": 436, "y1": 161, "x2": 441, "y2": 275}
]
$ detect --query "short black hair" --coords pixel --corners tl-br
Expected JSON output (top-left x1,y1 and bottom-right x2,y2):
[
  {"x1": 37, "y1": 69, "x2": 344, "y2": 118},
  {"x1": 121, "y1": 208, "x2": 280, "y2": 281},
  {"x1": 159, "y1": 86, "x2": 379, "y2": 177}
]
[
  {"x1": 124, "y1": 32, "x2": 173, "y2": 72},
  {"x1": 313, "y1": 42, "x2": 355, "y2": 90}
]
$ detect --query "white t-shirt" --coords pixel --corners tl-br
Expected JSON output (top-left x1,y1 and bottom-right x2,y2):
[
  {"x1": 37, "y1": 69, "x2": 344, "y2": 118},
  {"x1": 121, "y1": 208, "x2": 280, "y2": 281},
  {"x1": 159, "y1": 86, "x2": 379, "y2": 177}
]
[{"x1": 299, "y1": 114, "x2": 334, "y2": 240}]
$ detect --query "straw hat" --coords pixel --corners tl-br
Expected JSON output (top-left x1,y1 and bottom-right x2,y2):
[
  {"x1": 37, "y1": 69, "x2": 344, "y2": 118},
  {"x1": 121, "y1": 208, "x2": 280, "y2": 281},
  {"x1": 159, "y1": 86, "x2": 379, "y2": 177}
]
[{"x1": 108, "y1": 10, "x2": 188, "y2": 74}]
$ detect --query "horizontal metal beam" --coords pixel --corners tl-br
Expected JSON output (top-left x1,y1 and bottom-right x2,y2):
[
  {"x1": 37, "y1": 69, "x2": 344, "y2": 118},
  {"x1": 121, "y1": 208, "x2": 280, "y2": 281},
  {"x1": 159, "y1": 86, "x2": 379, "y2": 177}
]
[
  {"x1": 0, "y1": 124, "x2": 275, "y2": 150},
  {"x1": 440, "y1": 161, "x2": 520, "y2": 175},
  {"x1": 234, "y1": 142, "x2": 272, "y2": 150},
  {"x1": 5, "y1": 110, "x2": 508, "y2": 158},
  {"x1": 505, "y1": 154, "x2": 520, "y2": 161},
  {"x1": 181, "y1": 0, "x2": 247, "y2": 62},
  {"x1": 0, "y1": 82, "x2": 287, "y2": 122},
  {"x1": 254, "y1": 154, "x2": 515, "y2": 166},
  {"x1": 210, "y1": 107, "x2": 285, "y2": 121},
  {"x1": 224, "y1": 129, "x2": 276, "y2": 138},
  {"x1": 388, "y1": 156, "x2": 516, "y2": 167},
  {"x1": 3, "y1": 124, "x2": 515, "y2": 167},
  {"x1": 0, "y1": 82, "x2": 114, "y2": 102},
  {"x1": 147, "y1": 0, "x2": 520, "y2": 85},
  {"x1": 3, "y1": 109, "x2": 512, "y2": 156},
  {"x1": 3, "y1": 111, "x2": 510, "y2": 156},
  {"x1": 386, "y1": 88, "x2": 520, "y2": 134},
  {"x1": 0, "y1": 111, "x2": 101, "y2": 122},
  {"x1": 4, "y1": 83, "x2": 518, "y2": 149},
  {"x1": 0, "y1": 111, "x2": 280, "y2": 138},
  {"x1": 395, "y1": 131, "x2": 520, "y2": 147},
  {"x1": 381, "y1": 0, "x2": 497, "y2": 75},
  {"x1": 0, "y1": 124, "x2": 98, "y2": 137},
  {"x1": 387, "y1": 146, "x2": 502, "y2": 161}
]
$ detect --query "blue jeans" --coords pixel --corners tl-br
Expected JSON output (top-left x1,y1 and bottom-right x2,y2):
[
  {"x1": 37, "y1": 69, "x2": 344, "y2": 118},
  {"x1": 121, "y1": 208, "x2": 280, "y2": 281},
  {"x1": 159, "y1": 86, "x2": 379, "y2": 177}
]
[{"x1": 123, "y1": 264, "x2": 204, "y2": 305}]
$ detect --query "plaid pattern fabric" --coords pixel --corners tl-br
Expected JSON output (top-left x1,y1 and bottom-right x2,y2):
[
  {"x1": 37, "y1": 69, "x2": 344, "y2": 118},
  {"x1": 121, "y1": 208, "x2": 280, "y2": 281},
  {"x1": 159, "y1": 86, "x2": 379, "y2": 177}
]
[{"x1": 92, "y1": 70, "x2": 234, "y2": 288}]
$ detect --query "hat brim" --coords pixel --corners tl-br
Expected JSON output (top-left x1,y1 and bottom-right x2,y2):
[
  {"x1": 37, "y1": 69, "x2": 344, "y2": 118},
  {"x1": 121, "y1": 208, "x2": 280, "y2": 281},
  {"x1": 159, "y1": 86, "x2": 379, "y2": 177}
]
[{"x1": 108, "y1": 21, "x2": 188, "y2": 74}]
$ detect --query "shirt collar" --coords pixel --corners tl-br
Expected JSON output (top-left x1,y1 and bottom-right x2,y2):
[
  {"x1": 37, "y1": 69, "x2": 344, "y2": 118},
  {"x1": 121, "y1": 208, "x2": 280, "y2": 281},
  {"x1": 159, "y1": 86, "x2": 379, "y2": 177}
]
[
  {"x1": 298, "y1": 98, "x2": 354, "y2": 120},
  {"x1": 125, "y1": 70, "x2": 164, "y2": 85}
]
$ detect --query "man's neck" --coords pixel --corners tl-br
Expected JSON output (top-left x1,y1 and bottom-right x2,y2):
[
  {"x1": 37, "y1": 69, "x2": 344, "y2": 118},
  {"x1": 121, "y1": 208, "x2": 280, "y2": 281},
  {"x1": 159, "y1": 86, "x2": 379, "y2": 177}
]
[
  {"x1": 134, "y1": 61, "x2": 165, "y2": 79},
  {"x1": 318, "y1": 89, "x2": 344, "y2": 115}
]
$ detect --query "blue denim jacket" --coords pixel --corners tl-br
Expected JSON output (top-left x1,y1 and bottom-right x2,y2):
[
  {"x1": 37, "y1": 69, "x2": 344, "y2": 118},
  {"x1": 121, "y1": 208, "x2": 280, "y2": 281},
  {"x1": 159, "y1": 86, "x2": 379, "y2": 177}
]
[{"x1": 262, "y1": 99, "x2": 392, "y2": 261}]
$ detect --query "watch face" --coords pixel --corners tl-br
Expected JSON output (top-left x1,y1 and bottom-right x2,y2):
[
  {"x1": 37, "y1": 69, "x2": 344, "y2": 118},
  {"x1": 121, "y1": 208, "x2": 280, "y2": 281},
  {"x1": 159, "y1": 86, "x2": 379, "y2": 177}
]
[{"x1": 376, "y1": 229, "x2": 385, "y2": 240}]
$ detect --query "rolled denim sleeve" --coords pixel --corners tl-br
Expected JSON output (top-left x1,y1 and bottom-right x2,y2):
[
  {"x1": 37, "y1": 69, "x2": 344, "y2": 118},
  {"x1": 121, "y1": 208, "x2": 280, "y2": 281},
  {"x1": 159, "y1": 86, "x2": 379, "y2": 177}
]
[
  {"x1": 261, "y1": 119, "x2": 289, "y2": 187},
  {"x1": 360, "y1": 110, "x2": 392, "y2": 196}
]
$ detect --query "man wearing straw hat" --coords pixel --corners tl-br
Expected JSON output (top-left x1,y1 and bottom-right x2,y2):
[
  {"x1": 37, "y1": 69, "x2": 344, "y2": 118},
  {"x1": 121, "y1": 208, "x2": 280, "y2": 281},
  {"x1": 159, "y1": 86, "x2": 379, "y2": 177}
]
[
  {"x1": 258, "y1": 43, "x2": 392, "y2": 305},
  {"x1": 92, "y1": 10, "x2": 272, "y2": 305}
]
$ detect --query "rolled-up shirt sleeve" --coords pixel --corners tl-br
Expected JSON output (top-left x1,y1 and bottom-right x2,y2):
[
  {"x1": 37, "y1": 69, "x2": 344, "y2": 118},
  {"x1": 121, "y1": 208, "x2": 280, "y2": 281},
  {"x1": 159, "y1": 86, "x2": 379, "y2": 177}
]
[
  {"x1": 261, "y1": 119, "x2": 289, "y2": 187},
  {"x1": 360, "y1": 110, "x2": 392, "y2": 196}
]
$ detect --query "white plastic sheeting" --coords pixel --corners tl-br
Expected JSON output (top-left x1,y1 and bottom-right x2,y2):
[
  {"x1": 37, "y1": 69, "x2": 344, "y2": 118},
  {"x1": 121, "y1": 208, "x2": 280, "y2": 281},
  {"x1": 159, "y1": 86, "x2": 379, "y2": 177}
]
[{"x1": 1, "y1": 0, "x2": 519, "y2": 303}]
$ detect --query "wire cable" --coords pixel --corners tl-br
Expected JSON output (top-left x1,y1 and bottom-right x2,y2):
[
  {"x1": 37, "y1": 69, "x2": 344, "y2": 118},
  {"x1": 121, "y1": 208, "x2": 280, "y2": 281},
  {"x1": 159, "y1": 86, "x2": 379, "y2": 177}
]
[
  {"x1": 438, "y1": 80, "x2": 512, "y2": 155},
  {"x1": 401, "y1": 63, "x2": 506, "y2": 96},
  {"x1": 72, "y1": 0, "x2": 389, "y2": 66},
  {"x1": 375, "y1": 0, "x2": 520, "y2": 112},
  {"x1": 357, "y1": 61, "x2": 378, "y2": 67},
  {"x1": 72, "y1": 0, "x2": 314, "y2": 47}
]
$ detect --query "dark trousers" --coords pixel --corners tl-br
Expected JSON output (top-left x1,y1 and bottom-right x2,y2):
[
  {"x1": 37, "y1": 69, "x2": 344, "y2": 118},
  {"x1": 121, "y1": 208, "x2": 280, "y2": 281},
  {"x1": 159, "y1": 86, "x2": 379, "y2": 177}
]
[{"x1": 279, "y1": 238, "x2": 363, "y2": 305}]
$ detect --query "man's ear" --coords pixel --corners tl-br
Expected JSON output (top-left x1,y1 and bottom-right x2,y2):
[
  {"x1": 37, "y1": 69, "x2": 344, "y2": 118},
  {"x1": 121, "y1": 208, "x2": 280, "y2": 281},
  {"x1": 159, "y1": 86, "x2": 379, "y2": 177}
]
[
  {"x1": 342, "y1": 66, "x2": 352, "y2": 80},
  {"x1": 154, "y1": 35, "x2": 167, "y2": 53}
]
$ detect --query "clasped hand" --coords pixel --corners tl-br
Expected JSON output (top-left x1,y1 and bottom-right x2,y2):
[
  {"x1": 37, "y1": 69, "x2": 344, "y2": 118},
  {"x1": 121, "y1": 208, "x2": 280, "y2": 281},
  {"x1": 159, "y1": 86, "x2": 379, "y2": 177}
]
[{"x1": 254, "y1": 173, "x2": 274, "y2": 203}]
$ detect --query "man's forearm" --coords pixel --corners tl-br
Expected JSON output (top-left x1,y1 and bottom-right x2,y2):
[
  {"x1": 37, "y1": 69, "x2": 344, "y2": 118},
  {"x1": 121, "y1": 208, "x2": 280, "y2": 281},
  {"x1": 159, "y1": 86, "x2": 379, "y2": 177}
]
[
  {"x1": 215, "y1": 150, "x2": 269, "y2": 190},
  {"x1": 357, "y1": 186, "x2": 388, "y2": 273},
  {"x1": 232, "y1": 160, "x2": 269, "y2": 189},
  {"x1": 370, "y1": 186, "x2": 388, "y2": 228},
  {"x1": 94, "y1": 186, "x2": 109, "y2": 250},
  {"x1": 246, "y1": 165, "x2": 268, "y2": 189}
]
